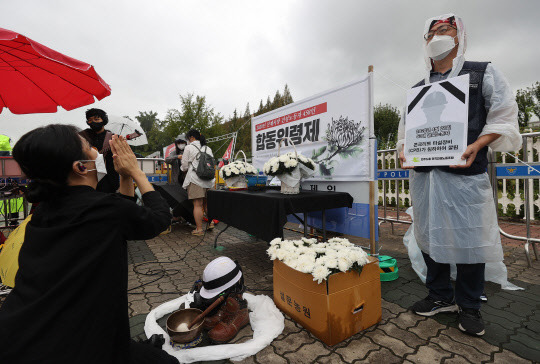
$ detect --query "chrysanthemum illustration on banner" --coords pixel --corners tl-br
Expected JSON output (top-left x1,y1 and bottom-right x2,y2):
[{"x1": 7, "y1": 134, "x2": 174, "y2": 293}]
[{"x1": 311, "y1": 116, "x2": 366, "y2": 176}]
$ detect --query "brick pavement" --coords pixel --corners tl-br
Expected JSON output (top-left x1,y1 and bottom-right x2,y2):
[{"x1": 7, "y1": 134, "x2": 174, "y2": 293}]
[
  {"x1": 1, "y1": 218, "x2": 538, "y2": 363},
  {"x1": 124, "y1": 220, "x2": 539, "y2": 363}
]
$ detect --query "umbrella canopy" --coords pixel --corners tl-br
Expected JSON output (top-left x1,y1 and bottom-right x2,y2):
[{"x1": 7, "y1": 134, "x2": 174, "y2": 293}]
[
  {"x1": 152, "y1": 182, "x2": 194, "y2": 224},
  {"x1": 0, "y1": 27, "x2": 111, "y2": 114},
  {"x1": 107, "y1": 115, "x2": 148, "y2": 146}
]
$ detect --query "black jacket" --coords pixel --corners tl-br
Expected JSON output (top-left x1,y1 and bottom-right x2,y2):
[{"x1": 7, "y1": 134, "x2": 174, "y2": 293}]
[{"x1": 0, "y1": 186, "x2": 170, "y2": 363}]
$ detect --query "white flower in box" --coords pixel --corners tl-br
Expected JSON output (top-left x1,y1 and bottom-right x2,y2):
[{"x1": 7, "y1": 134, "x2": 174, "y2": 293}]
[{"x1": 267, "y1": 237, "x2": 369, "y2": 283}]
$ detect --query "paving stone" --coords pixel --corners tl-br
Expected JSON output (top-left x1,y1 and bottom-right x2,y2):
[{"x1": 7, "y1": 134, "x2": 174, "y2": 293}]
[
  {"x1": 405, "y1": 343, "x2": 452, "y2": 363},
  {"x1": 377, "y1": 321, "x2": 426, "y2": 348},
  {"x1": 491, "y1": 349, "x2": 535, "y2": 363},
  {"x1": 442, "y1": 355, "x2": 471, "y2": 363},
  {"x1": 130, "y1": 299, "x2": 151, "y2": 315},
  {"x1": 283, "y1": 340, "x2": 331, "y2": 363},
  {"x1": 314, "y1": 353, "x2": 347, "y2": 364},
  {"x1": 409, "y1": 318, "x2": 446, "y2": 340},
  {"x1": 381, "y1": 299, "x2": 408, "y2": 314},
  {"x1": 502, "y1": 340, "x2": 540, "y2": 362},
  {"x1": 254, "y1": 345, "x2": 287, "y2": 364},
  {"x1": 392, "y1": 311, "x2": 425, "y2": 330},
  {"x1": 272, "y1": 330, "x2": 315, "y2": 355},
  {"x1": 509, "y1": 329, "x2": 540, "y2": 351},
  {"x1": 334, "y1": 336, "x2": 379, "y2": 362},
  {"x1": 365, "y1": 329, "x2": 415, "y2": 357},
  {"x1": 441, "y1": 327, "x2": 499, "y2": 355},
  {"x1": 357, "y1": 347, "x2": 402, "y2": 363},
  {"x1": 430, "y1": 333, "x2": 490, "y2": 363}
]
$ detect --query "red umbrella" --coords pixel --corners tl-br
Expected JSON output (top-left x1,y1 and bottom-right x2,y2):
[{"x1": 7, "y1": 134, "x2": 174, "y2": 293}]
[{"x1": 0, "y1": 27, "x2": 111, "y2": 114}]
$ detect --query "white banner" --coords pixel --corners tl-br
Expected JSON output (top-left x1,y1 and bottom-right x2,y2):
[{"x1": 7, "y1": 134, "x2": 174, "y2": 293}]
[
  {"x1": 252, "y1": 75, "x2": 375, "y2": 181},
  {"x1": 404, "y1": 74, "x2": 469, "y2": 167}
]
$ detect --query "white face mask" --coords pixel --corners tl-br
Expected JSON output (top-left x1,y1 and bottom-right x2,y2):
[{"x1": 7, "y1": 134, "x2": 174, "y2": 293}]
[
  {"x1": 177, "y1": 144, "x2": 186, "y2": 150},
  {"x1": 426, "y1": 35, "x2": 457, "y2": 61},
  {"x1": 81, "y1": 153, "x2": 107, "y2": 182}
]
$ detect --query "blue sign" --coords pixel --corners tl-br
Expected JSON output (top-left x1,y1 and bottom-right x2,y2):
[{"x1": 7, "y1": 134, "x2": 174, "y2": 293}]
[
  {"x1": 377, "y1": 170, "x2": 410, "y2": 179},
  {"x1": 496, "y1": 165, "x2": 540, "y2": 178},
  {"x1": 146, "y1": 175, "x2": 168, "y2": 182}
]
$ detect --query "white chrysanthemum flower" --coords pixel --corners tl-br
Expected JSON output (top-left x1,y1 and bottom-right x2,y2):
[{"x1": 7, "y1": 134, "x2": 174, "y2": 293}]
[
  {"x1": 290, "y1": 159, "x2": 298, "y2": 167},
  {"x1": 338, "y1": 257, "x2": 352, "y2": 272},
  {"x1": 240, "y1": 167, "x2": 246, "y2": 174},
  {"x1": 314, "y1": 247, "x2": 327, "y2": 254},
  {"x1": 225, "y1": 169, "x2": 232, "y2": 177},
  {"x1": 325, "y1": 258, "x2": 338, "y2": 269},
  {"x1": 296, "y1": 254, "x2": 316, "y2": 273},
  {"x1": 312, "y1": 264, "x2": 330, "y2": 284},
  {"x1": 281, "y1": 240, "x2": 296, "y2": 251},
  {"x1": 267, "y1": 246, "x2": 279, "y2": 260},
  {"x1": 278, "y1": 155, "x2": 288, "y2": 162},
  {"x1": 284, "y1": 256, "x2": 299, "y2": 269},
  {"x1": 276, "y1": 249, "x2": 288, "y2": 261},
  {"x1": 270, "y1": 237, "x2": 282, "y2": 246},
  {"x1": 284, "y1": 160, "x2": 291, "y2": 168},
  {"x1": 271, "y1": 163, "x2": 279, "y2": 173}
]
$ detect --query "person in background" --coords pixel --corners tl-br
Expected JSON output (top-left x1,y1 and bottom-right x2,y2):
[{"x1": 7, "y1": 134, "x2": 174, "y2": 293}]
[
  {"x1": 181, "y1": 129, "x2": 215, "y2": 235},
  {"x1": 165, "y1": 134, "x2": 188, "y2": 223},
  {"x1": 0, "y1": 134, "x2": 12, "y2": 156},
  {"x1": 80, "y1": 108, "x2": 120, "y2": 193},
  {"x1": 165, "y1": 134, "x2": 187, "y2": 187},
  {"x1": 0, "y1": 124, "x2": 177, "y2": 364}
]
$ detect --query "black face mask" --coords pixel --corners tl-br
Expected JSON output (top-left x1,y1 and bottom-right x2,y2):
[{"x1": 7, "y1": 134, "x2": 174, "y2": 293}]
[{"x1": 88, "y1": 122, "x2": 104, "y2": 132}]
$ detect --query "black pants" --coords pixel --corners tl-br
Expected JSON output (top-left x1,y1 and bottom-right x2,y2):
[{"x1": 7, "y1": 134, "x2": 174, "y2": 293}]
[{"x1": 422, "y1": 252, "x2": 485, "y2": 310}]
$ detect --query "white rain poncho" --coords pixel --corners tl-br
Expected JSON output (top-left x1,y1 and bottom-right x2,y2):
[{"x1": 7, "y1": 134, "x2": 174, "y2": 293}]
[
  {"x1": 396, "y1": 13, "x2": 522, "y2": 264},
  {"x1": 403, "y1": 208, "x2": 523, "y2": 290}
]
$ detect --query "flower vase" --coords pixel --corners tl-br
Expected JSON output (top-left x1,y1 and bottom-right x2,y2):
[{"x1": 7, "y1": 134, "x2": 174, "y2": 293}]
[
  {"x1": 278, "y1": 166, "x2": 301, "y2": 194},
  {"x1": 280, "y1": 179, "x2": 300, "y2": 194},
  {"x1": 225, "y1": 175, "x2": 247, "y2": 188}
]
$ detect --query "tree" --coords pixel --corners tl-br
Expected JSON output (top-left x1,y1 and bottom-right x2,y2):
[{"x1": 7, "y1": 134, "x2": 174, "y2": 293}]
[
  {"x1": 282, "y1": 84, "x2": 293, "y2": 105},
  {"x1": 272, "y1": 90, "x2": 282, "y2": 109},
  {"x1": 516, "y1": 82, "x2": 540, "y2": 128},
  {"x1": 161, "y1": 93, "x2": 223, "y2": 142},
  {"x1": 136, "y1": 111, "x2": 158, "y2": 134},
  {"x1": 374, "y1": 103, "x2": 401, "y2": 149}
]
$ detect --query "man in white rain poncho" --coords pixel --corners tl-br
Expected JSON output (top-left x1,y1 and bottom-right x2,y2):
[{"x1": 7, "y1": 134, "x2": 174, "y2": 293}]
[{"x1": 397, "y1": 14, "x2": 521, "y2": 336}]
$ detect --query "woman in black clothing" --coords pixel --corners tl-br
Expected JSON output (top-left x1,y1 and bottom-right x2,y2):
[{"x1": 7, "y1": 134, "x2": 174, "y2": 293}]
[{"x1": 0, "y1": 125, "x2": 177, "y2": 364}]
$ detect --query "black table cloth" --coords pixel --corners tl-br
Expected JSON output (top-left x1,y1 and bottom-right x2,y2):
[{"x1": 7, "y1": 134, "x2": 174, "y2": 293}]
[{"x1": 207, "y1": 189, "x2": 353, "y2": 242}]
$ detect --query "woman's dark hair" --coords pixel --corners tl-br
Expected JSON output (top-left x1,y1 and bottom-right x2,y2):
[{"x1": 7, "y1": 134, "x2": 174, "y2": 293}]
[
  {"x1": 85, "y1": 108, "x2": 109, "y2": 125},
  {"x1": 13, "y1": 124, "x2": 86, "y2": 203},
  {"x1": 186, "y1": 129, "x2": 206, "y2": 146}
]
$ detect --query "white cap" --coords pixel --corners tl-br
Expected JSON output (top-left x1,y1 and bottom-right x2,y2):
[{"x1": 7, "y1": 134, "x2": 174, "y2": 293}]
[{"x1": 199, "y1": 257, "x2": 242, "y2": 299}]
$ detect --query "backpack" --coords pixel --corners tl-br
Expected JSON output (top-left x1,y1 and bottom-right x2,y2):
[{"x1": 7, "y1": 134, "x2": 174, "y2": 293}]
[{"x1": 191, "y1": 145, "x2": 216, "y2": 180}]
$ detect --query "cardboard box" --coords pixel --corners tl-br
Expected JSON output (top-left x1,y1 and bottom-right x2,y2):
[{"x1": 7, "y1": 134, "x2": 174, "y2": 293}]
[{"x1": 273, "y1": 256, "x2": 381, "y2": 346}]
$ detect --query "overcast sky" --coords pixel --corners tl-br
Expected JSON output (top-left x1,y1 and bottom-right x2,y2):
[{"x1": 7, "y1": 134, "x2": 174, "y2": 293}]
[{"x1": 1, "y1": 0, "x2": 539, "y2": 142}]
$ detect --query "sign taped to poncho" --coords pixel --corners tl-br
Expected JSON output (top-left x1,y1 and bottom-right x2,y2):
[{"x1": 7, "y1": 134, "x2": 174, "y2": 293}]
[
  {"x1": 403, "y1": 74, "x2": 469, "y2": 167},
  {"x1": 251, "y1": 75, "x2": 375, "y2": 181}
]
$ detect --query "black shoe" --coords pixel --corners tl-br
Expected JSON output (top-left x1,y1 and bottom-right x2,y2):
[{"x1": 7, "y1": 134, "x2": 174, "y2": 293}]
[
  {"x1": 411, "y1": 296, "x2": 458, "y2": 317},
  {"x1": 458, "y1": 307, "x2": 485, "y2": 336}
]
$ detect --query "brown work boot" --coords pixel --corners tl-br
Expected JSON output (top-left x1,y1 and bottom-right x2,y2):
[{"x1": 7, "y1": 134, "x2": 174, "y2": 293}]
[
  {"x1": 202, "y1": 299, "x2": 228, "y2": 330},
  {"x1": 208, "y1": 295, "x2": 250, "y2": 344}
]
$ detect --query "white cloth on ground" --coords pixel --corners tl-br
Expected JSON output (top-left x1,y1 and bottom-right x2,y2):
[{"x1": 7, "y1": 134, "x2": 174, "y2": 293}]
[{"x1": 144, "y1": 292, "x2": 284, "y2": 363}]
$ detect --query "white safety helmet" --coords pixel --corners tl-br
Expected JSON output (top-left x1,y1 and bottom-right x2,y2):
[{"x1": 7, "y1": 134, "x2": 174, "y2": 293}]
[
  {"x1": 422, "y1": 13, "x2": 467, "y2": 83},
  {"x1": 199, "y1": 257, "x2": 243, "y2": 299}
]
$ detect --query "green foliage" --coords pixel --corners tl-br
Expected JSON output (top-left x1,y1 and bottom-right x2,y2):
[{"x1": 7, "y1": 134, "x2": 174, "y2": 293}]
[
  {"x1": 374, "y1": 103, "x2": 401, "y2": 149},
  {"x1": 516, "y1": 82, "x2": 540, "y2": 129}
]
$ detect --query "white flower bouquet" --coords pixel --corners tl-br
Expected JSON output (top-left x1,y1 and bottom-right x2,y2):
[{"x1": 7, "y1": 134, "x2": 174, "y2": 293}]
[
  {"x1": 219, "y1": 150, "x2": 257, "y2": 188},
  {"x1": 267, "y1": 237, "x2": 370, "y2": 284},
  {"x1": 262, "y1": 138, "x2": 317, "y2": 194}
]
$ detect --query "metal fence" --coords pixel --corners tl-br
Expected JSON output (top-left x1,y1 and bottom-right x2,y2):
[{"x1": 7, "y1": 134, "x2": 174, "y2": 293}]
[{"x1": 377, "y1": 133, "x2": 540, "y2": 267}]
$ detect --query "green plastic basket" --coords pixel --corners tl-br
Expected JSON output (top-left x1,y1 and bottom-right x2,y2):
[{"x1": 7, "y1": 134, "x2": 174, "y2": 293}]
[{"x1": 378, "y1": 255, "x2": 399, "y2": 282}]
